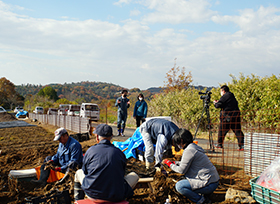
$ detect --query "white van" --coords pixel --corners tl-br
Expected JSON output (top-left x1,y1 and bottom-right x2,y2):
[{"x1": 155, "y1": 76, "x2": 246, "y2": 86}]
[
  {"x1": 33, "y1": 106, "x2": 44, "y2": 114},
  {"x1": 67, "y1": 104, "x2": 81, "y2": 116},
  {"x1": 58, "y1": 104, "x2": 70, "y2": 115},
  {"x1": 80, "y1": 103, "x2": 100, "y2": 121}
]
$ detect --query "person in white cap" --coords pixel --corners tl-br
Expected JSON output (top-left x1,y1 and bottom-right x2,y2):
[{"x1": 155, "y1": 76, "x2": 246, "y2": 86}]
[
  {"x1": 31, "y1": 127, "x2": 83, "y2": 187},
  {"x1": 74, "y1": 124, "x2": 139, "y2": 202}
]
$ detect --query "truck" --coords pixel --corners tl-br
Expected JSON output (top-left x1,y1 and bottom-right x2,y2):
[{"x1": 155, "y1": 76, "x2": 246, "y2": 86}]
[
  {"x1": 58, "y1": 104, "x2": 70, "y2": 115},
  {"x1": 67, "y1": 104, "x2": 81, "y2": 116},
  {"x1": 80, "y1": 103, "x2": 100, "y2": 121}
]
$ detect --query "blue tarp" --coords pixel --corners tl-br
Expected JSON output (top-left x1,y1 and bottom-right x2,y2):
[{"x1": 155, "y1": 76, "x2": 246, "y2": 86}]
[
  {"x1": 113, "y1": 127, "x2": 145, "y2": 159},
  {"x1": 15, "y1": 111, "x2": 28, "y2": 118}
]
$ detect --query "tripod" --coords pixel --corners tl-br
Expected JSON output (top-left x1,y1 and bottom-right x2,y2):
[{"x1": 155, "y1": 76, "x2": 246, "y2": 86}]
[{"x1": 194, "y1": 98, "x2": 215, "y2": 152}]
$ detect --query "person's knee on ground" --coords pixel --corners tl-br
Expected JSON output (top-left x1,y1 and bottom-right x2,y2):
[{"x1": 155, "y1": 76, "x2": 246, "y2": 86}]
[{"x1": 175, "y1": 179, "x2": 204, "y2": 203}]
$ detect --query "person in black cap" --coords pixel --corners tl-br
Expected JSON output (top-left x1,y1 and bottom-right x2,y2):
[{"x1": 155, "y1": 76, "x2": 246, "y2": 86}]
[
  {"x1": 74, "y1": 124, "x2": 139, "y2": 202},
  {"x1": 32, "y1": 127, "x2": 83, "y2": 187}
]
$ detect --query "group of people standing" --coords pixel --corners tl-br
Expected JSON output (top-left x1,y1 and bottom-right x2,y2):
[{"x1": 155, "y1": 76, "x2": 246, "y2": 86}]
[
  {"x1": 115, "y1": 89, "x2": 148, "y2": 136},
  {"x1": 32, "y1": 85, "x2": 244, "y2": 204}
]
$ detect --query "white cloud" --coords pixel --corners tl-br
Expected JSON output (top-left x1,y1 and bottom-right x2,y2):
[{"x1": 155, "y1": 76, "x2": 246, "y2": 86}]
[
  {"x1": 114, "y1": 0, "x2": 133, "y2": 6},
  {"x1": 130, "y1": 9, "x2": 141, "y2": 16},
  {"x1": 0, "y1": 1, "x2": 280, "y2": 89},
  {"x1": 212, "y1": 6, "x2": 280, "y2": 35},
  {"x1": 139, "y1": 0, "x2": 217, "y2": 24}
]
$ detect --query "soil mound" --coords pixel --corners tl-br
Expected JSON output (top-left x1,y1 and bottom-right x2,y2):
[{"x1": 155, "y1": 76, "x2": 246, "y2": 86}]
[
  {"x1": 0, "y1": 113, "x2": 251, "y2": 204},
  {"x1": 0, "y1": 112, "x2": 17, "y2": 122}
]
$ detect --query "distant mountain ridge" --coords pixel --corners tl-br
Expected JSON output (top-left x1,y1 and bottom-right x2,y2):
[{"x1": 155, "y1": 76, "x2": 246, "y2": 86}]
[{"x1": 15, "y1": 81, "x2": 214, "y2": 102}]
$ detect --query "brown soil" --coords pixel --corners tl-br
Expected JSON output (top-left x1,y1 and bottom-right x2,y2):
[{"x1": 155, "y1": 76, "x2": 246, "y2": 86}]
[{"x1": 0, "y1": 113, "x2": 251, "y2": 204}]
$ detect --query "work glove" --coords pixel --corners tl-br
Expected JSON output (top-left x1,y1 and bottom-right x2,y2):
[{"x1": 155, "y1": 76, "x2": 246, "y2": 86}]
[
  {"x1": 45, "y1": 160, "x2": 54, "y2": 165},
  {"x1": 54, "y1": 167, "x2": 61, "y2": 172},
  {"x1": 162, "y1": 159, "x2": 175, "y2": 168},
  {"x1": 145, "y1": 161, "x2": 153, "y2": 170}
]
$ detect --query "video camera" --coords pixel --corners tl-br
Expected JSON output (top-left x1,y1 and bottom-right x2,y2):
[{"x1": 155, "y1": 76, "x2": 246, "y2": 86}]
[{"x1": 199, "y1": 91, "x2": 212, "y2": 104}]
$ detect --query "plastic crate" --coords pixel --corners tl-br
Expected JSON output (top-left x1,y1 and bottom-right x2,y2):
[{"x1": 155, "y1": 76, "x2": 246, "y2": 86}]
[{"x1": 250, "y1": 177, "x2": 280, "y2": 204}]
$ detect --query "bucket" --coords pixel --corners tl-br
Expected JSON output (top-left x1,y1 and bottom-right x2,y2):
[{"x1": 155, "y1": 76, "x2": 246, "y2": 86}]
[
  {"x1": 172, "y1": 146, "x2": 184, "y2": 156},
  {"x1": 35, "y1": 166, "x2": 65, "y2": 183}
]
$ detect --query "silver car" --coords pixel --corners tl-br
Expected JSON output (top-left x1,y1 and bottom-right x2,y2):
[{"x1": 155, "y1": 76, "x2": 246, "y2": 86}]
[{"x1": 0, "y1": 106, "x2": 7, "y2": 113}]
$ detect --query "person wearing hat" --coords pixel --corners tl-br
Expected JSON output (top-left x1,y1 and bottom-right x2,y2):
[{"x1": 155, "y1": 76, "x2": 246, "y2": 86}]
[
  {"x1": 74, "y1": 124, "x2": 139, "y2": 202},
  {"x1": 31, "y1": 127, "x2": 83, "y2": 187},
  {"x1": 162, "y1": 129, "x2": 219, "y2": 204}
]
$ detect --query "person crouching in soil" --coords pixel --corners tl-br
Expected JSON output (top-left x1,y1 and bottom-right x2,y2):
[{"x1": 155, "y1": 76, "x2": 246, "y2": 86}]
[
  {"x1": 74, "y1": 124, "x2": 139, "y2": 202},
  {"x1": 163, "y1": 129, "x2": 219, "y2": 204},
  {"x1": 32, "y1": 127, "x2": 83, "y2": 187}
]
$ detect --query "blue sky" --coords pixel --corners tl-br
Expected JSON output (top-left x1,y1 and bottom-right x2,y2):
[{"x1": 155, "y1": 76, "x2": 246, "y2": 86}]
[{"x1": 1, "y1": 0, "x2": 280, "y2": 90}]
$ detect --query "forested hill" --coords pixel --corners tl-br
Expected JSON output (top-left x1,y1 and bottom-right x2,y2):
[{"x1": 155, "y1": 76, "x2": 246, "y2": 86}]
[
  {"x1": 15, "y1": 81, "x2": 214, "y2": 102},
  {"x1": 15, "y1": 81, "x2": 155, "y2": 102}
]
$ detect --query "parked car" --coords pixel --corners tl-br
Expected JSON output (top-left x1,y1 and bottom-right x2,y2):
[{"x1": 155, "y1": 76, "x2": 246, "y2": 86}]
[
  {"x1": 80, "y1": 103, "x2": 100, "y2": 121},
  {"x1": 58, "y1": 104, "x2": 70, "y2": 115},
  {"x1": 33, "y1": 106, "x2": 44, "y2": 114},
  {"x1": 47, "y1": 108, "x2": 58, "y2": 115},
  {"x1": 14, "y1": 107, "x2": 24, "y2": 113},
  {"x1": 0, "y1": 106, "x2": 7, "y2": 113},
  {"x1": 67, "y1": 105, "x2": 81, "y2": 116}
]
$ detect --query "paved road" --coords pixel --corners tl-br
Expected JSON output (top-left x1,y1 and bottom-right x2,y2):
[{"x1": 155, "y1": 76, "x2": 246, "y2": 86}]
[
  {"x1": 90, "y1": 122, "x2": 136, "y2": 141},
  {"x1": 0, "y1": 120, "x2": 36, "y2": 129}
]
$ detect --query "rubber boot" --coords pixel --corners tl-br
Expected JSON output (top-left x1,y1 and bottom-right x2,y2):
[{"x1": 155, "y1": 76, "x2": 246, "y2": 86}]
[
  {"x1": 31, "y1": 164, "x2": 50, "y2": 187},
  {"x1": 74, "y1": 182, "x2": 85, "y2": 201}
]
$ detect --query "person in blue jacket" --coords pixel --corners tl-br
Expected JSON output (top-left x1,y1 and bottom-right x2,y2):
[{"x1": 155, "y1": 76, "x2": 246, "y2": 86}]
[
  {"x1": 133, "y1": 93, "x2": 148, "y2": 128},
  {"x1": 115, "y1": 89, "x2": 130, "y2": 136},
  {"x1": 31, "y1": 127, "x2": 83, "y2": 187}
]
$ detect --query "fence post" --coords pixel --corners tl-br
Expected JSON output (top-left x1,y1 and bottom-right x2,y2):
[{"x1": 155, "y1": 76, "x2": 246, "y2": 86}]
[{"x1": 106, "y1": 107, "x2": 108, "y2": 124}]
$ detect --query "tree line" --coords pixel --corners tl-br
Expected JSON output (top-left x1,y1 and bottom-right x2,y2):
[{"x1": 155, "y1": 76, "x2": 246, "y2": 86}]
[{"x1": 2, "y1": 68, "x2": 278, "y2": 131}]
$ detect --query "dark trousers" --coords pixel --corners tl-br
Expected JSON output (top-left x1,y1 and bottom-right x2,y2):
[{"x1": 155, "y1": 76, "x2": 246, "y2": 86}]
[
  {"x1": 136, "y1": 116, "x2": 145, "y2": 127},
  {"x1": 117, "y1": 111, "x2": 127, "y2": 130},
  {"x1": 218, "y1": 111, "x2": 244, "y2": 147}
]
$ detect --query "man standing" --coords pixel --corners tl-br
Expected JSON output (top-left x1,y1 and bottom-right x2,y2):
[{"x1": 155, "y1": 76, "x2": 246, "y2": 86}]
[
  {"x1": 74, "y1": 124, "x2": 139, "y2": 202},
  {"x1": 139, "y1": 118, "x2": 179, "y2": 169},
  {"x1": 115, "y1": 89, "x2": 130, "y2": 136},
  {"x1": 133, "y1": 93, "x2": 148, "y2": 128},
  {"x1": 214, "y1": 85, "x2": 244, "y2": 150},
  {"x1": 32, "y1": 127, "x2": 83, "y2": 187}
]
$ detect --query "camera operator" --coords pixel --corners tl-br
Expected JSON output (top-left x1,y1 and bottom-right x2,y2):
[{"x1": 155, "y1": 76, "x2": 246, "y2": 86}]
[{"x1": 213, "y1": 85, "x2": 244, "y2": 151}]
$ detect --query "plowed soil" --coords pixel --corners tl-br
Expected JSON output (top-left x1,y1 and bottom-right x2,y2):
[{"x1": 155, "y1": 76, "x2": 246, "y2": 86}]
[{"x1": 0, "y1": 113, "x2": 251, "y2": 204}]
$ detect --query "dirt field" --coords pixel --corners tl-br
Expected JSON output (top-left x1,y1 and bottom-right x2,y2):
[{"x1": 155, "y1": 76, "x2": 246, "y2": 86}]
[{"x1": 0, "y1": 112, "x2": 252, "y2": 203}]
